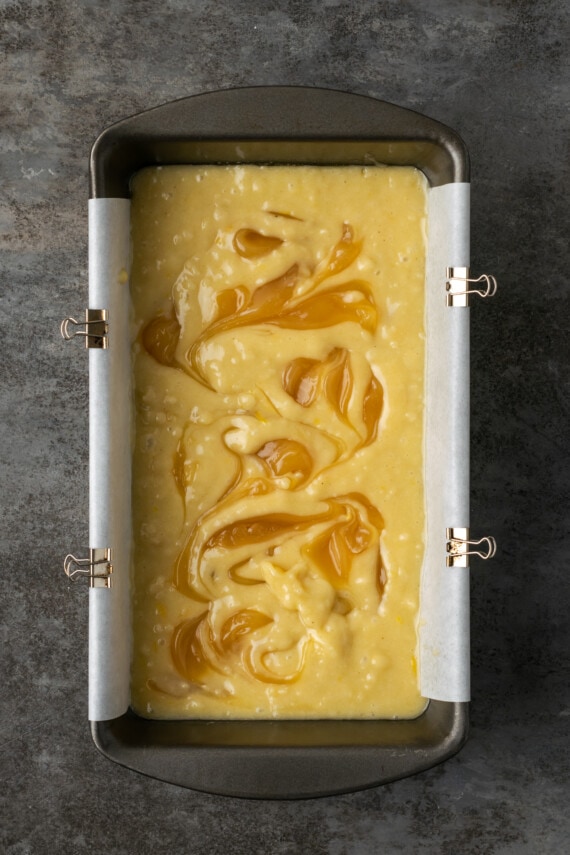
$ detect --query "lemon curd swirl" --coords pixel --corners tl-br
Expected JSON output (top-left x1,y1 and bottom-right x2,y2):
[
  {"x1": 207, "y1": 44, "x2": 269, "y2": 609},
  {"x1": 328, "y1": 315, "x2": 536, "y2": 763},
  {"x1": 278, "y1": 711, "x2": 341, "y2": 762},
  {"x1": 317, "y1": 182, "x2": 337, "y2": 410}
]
[{"x1": 130, "y1": 165, "x2": 428, "y2": 719}]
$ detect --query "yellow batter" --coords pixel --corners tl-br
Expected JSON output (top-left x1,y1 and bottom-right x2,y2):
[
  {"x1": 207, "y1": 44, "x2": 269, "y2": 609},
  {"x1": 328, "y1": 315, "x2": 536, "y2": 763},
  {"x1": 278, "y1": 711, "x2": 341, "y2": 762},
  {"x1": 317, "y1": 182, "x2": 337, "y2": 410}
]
[{"x1": 129, "y1": 165, "x2": 427, "y2": 719}]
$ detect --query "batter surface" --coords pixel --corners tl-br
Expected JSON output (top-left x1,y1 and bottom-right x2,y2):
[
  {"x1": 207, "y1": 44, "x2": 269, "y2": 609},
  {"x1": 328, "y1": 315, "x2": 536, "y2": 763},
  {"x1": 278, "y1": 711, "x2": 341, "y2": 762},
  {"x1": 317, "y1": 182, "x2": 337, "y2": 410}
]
[{"x1": 130, "y1": 165, "x2": 427, "y2": 719}]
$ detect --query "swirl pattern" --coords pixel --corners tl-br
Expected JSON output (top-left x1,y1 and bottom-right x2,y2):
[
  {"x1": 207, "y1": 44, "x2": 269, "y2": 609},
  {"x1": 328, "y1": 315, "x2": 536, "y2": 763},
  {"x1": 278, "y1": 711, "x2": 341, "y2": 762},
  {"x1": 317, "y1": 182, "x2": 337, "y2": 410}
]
[{"x1": 141, "y1": 223, "x2": 386, "y2": 687}]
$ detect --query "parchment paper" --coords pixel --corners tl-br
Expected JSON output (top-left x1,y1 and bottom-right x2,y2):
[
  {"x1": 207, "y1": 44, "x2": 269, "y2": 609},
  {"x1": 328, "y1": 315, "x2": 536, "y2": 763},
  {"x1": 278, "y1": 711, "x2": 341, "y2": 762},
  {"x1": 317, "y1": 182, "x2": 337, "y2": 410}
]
[
  {"x1": 88, "y1": 183, "x2": 471, "y2": 720},
  {"x1": 88, "y1": 198, "x2": 131, "y2": 721},
  {"x1": 420, "y1": 182, "x2": 471, "y2": 701}
]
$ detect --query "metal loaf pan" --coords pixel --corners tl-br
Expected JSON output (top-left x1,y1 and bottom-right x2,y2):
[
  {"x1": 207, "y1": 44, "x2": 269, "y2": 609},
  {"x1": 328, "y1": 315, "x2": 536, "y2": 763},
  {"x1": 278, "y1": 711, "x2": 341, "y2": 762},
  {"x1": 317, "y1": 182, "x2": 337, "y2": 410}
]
[{"x1": 85, "y1": 87, "x2": 472, "y2": 798}]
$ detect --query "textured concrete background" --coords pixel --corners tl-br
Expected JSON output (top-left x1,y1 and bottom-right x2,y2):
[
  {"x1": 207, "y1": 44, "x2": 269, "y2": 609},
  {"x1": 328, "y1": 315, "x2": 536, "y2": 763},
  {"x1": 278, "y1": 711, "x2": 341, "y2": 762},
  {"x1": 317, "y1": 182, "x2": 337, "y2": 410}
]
[{"x1": 1, "y1": 0, "x2": 568, "y2": 852}]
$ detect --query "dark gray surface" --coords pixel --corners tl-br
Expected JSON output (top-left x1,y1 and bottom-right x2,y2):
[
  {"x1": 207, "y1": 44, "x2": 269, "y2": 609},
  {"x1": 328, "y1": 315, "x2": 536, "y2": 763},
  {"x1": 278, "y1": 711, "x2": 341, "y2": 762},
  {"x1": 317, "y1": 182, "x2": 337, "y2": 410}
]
[{"x1": 1, "y1": 1, "x2": 568, "y2": 853}]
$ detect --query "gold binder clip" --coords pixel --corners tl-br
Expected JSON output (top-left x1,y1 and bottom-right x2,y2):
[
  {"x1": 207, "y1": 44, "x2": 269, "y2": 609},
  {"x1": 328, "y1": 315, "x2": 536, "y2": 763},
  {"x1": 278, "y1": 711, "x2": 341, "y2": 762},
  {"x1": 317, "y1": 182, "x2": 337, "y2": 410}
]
[
  {"x1": 60, "y1": 309, "x2": 109, "y2": 348},
  {"x1": 63, "y1": 548, "x2": 113, "y2": 588},
  {"x1": 446, "y1": 528, "x2": 496, "y2": 567},
  {"x1": 446, "y1": 267, "x2": 497, "y2": 307}
]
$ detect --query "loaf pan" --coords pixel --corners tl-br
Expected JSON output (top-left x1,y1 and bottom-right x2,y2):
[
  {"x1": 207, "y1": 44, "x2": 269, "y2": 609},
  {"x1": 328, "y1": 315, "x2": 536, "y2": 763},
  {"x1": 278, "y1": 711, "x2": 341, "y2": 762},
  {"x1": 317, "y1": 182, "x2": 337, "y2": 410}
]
[{"x1": 62, "y1": 86, "x2": 497, "y2": 798}]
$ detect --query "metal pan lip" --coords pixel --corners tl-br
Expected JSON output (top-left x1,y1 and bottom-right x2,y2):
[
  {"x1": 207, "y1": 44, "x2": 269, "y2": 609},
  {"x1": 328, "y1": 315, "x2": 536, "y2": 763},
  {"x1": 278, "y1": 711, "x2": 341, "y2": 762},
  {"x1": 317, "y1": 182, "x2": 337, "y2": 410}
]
[
  {"x1": 91, "y1": 701, "x2": 469, "y2": 800},
  {"x1": 89, "y1": 84, "x2": 469, "y2": 199}
]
